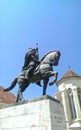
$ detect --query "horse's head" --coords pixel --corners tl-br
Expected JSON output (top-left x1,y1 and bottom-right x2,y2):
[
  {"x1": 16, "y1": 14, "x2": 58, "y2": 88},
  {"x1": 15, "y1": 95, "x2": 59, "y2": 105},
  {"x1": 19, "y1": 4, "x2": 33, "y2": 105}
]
[
  {"x1": 52, "y1": 51, "x2": 61, "y2": 66},
  {"x1": 41, "y1": 51, "x2": 61, "y2": 66}
]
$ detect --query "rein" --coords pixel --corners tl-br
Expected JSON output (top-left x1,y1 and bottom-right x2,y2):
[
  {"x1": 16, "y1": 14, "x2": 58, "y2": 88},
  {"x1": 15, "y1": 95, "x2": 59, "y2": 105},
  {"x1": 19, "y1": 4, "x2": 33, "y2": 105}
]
[{"x1": 41, "y1": 61, "x2": 52, "y2": 65}]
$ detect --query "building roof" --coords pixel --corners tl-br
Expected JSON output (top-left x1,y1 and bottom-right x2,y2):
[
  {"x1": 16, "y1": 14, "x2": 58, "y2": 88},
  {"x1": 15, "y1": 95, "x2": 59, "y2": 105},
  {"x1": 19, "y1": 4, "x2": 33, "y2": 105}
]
[
  {"x1": 62, "y1": 70, "x2": 80, "y2": 78},
  {"x1": 56, "y1": 70, "x2": 81, "y2": 86},
  {"x1": 0, "y1": 86, "x2": 16, "y2": 104}
]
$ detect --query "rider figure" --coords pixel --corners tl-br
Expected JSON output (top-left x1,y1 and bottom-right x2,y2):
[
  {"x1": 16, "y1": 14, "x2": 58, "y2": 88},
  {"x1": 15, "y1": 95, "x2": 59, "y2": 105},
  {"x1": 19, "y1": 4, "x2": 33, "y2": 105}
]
[
  {"x1": 22, "y1": 47, "x2": 40, "y2": 79},
  {"x1": 22, "y1": 46, "x2": 41, "y2": 86}
]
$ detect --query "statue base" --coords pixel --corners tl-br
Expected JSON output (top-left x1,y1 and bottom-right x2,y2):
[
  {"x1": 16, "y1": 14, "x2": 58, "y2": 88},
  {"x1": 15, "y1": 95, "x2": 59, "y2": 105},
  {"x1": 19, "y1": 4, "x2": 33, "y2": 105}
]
[{"x1": 0, "y1": 95, "x2": 67, "y2": 130}]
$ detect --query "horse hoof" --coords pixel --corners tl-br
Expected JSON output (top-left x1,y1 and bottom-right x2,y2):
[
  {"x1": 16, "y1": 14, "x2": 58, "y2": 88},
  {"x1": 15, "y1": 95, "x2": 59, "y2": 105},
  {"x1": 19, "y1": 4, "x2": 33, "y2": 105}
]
[{"x1": 49, "y1": 82, "x2": 53, "y2": 86}]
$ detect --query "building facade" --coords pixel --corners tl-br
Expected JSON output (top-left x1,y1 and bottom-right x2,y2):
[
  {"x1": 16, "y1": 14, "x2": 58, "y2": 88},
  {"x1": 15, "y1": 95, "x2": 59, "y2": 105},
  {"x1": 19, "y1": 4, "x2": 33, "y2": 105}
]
[{"x1": 54, "y1": 70, "x2": 81, "y2": 130}]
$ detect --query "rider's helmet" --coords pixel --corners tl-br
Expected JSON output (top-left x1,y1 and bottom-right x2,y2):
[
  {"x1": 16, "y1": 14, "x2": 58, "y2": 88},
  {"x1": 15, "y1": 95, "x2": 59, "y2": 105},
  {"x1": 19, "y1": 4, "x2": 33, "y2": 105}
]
[{"x1": 28, "y1": 43, "x2": 39, "y2": 59}]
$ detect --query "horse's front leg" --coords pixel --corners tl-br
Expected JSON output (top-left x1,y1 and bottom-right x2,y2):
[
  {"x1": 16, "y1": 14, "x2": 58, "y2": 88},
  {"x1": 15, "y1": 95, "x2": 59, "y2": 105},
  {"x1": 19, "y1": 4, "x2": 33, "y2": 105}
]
[
  {"x1": 42, "y1": 70, "x2": 58, "y2": 86},
  {"x1": 42, "y1": 78, "x2": 49, "y2": 95},
  {"x1": 49, "y1": 72, "x2": 58, "y2": 86}
]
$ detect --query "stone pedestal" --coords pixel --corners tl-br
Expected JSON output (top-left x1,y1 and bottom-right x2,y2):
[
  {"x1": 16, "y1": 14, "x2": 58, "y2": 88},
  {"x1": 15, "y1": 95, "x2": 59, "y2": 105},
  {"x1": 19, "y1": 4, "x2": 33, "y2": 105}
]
[{"x1": 0, "y1": 95, "x2": 67, "y2": 130}]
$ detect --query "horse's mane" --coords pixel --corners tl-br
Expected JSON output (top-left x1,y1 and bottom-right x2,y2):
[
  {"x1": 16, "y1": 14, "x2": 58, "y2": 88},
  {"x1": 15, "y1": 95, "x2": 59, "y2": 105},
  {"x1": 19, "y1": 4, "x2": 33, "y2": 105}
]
[{"x1": 40, "y1": 51, "x2": 60, "y2": 61}]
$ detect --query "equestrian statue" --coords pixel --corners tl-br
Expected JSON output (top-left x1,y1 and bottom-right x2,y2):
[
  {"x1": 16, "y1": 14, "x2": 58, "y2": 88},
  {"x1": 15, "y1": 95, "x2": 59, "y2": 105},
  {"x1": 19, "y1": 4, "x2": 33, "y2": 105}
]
[{"x1": 4, "y1": 46, "x2": 61, "y2": 102}]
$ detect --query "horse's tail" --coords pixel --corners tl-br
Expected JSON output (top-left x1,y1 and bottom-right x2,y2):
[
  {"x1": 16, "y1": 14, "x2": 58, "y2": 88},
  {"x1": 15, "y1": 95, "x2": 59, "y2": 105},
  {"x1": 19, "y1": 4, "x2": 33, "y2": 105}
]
[{"x1": 4, "y1": 78, "x2": 17, "y2": 92}]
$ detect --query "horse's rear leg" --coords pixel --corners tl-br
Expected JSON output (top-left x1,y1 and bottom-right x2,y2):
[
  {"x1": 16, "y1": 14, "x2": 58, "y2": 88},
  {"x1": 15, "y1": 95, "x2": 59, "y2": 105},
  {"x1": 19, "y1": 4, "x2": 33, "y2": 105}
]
[
  {"x1": 16, "y1": 87, "x2": 24, "y2": 102},
  {"x1": 42, "y1": 78, "x2": 49, "y2": 95},
  {"x1": 16, "y1": 79, "x2": 29, "y2": 102}
]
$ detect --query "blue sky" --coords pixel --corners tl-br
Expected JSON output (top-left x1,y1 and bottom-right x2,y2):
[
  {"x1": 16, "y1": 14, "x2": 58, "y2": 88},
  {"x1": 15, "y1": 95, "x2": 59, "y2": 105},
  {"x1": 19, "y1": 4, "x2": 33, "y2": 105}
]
[{"x1": 0, "y1": 0, "x2": 81, "y2": 99}]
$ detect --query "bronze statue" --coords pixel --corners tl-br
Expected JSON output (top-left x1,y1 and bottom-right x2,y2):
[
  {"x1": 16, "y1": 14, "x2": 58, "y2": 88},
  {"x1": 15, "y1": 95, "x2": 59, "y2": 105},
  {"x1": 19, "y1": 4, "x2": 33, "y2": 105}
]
[{"x1": 4, "y1": 50, "x2": 61, "y2": 102}]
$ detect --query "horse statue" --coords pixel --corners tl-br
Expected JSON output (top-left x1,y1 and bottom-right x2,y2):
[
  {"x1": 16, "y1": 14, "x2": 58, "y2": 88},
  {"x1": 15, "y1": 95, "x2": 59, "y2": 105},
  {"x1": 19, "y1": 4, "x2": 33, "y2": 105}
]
[{"x1": 4, "y1": 50, "x2": 61, "y2": 102}]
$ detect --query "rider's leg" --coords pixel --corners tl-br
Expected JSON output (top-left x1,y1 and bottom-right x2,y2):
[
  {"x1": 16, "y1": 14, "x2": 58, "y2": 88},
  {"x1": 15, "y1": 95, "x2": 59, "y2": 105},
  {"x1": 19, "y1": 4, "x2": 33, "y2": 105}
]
[{"x1": 25, "y1": 66, "x2": 34, "y2": 78}]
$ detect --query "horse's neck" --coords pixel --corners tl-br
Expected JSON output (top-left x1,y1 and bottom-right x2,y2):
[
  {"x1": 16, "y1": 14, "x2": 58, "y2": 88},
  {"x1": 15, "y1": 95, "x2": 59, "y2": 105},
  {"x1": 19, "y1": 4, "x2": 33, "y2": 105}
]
[{"x1": 42, "y1": 53, "x2": 53, "y2": 63}]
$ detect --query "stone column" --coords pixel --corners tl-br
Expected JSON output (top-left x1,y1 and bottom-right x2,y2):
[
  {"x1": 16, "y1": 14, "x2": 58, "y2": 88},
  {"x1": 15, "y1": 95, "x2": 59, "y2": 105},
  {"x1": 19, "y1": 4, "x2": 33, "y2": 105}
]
[
  {"x1": 72, "y1": 89, "x2": 81, "y2": 119},
  {"x1": 61, "y1": 91, "x2": 71, "y2": 128}
]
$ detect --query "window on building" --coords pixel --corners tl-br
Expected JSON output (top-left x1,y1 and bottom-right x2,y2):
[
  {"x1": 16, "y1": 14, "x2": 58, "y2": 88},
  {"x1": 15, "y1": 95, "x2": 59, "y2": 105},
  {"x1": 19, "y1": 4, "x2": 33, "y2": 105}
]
[
  {"x1": 77, "y1": 88, "x2": 81, "y2": 109},
  {"x1": 67, "y1": 88, "x2": 76, "y2": 120}
]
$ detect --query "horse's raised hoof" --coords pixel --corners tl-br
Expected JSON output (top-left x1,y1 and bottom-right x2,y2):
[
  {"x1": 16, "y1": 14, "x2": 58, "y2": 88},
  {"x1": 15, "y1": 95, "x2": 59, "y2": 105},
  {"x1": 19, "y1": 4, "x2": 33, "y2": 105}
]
[{"x1": 49, "y1": 82, "x2": 54, "y2": 86}]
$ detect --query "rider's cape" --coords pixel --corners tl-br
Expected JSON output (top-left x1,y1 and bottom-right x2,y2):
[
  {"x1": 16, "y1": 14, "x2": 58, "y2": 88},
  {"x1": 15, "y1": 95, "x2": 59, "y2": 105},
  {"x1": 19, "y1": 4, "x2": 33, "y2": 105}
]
[{"x1": 22, "y1": 52, "x2": 30, "y2": 70}]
